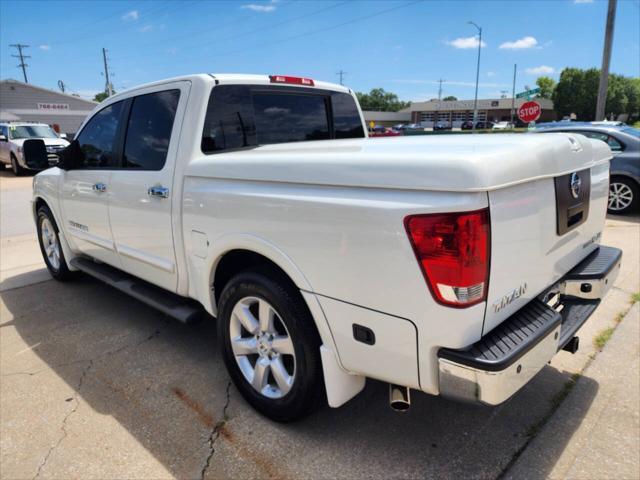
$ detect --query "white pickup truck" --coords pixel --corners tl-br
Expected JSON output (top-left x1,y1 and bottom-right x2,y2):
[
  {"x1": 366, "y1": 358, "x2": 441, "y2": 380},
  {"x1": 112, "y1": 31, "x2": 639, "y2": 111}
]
[{"x1": 31, "y1": 74, "x2": 621, "y2": 422}]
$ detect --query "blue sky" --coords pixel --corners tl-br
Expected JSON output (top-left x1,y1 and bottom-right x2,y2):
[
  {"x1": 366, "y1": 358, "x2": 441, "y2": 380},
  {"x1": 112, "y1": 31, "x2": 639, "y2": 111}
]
[{"x1": 1, "y1": 0, "x2": 639, "y2": 101}]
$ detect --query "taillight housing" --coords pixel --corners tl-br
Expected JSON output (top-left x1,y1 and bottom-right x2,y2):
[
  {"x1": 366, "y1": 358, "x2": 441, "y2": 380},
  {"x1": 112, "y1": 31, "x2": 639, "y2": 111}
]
[{"x1": 404, "y1": 208, "x2": 490, "y2": 308}]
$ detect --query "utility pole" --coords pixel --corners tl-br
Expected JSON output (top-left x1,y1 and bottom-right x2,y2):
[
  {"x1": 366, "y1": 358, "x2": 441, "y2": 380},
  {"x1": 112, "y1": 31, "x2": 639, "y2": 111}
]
[
  {"x1": 468, "y1": 21, "x2": 482, "y2": 132},
  {"x1": 595, "y1": 0, "x2": 617, "y2": 121},
  {"x1": 437, "y1": 79, "x2": 445, "y2": 100},
  {"x1": 10, "y1": 44, "x2": 30, "y2": 83},
  {"x1": 336, "y1": 70, "x2": 346, "y2": 86},
  {"x1": 102, "y1": 48, "x2": 113, "y2": 96},
  {"x1": 510, "y1": 64, "x2": 517, "y2": 125}
]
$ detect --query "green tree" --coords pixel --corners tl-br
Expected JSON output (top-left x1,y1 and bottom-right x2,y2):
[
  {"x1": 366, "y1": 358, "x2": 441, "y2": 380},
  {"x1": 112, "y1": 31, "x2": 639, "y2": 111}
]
[
  {"x1": 93, "y1": 90, "x2": 115, "y2": 103},
  {"x1": 355, "y1": 88, "x2": 410, "y2": 112},
  {"x1": 553, "y1": 67, "x2": 639, "y2": 120},
  {"x1": 442, "y1": 95, "x2": 458, "y2": 101},
  {"x1": 535, "y1": 76, "x2": 556, "y2": 99}
]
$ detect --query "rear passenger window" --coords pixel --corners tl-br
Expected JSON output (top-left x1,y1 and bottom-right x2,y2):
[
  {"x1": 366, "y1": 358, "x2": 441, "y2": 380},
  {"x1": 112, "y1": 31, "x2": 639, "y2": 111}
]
[
  {"x1": 123, "y1": 89, "x2": 180, "y2": 170},
  {"x1": 579, "y1": 131, "x2": 623, "y2": 152},
  {"x1": 253, "y1": 93, "x2": 330, "y2": 145},
  {"x1": 75, "y1": 101, "x2": 124, "y2": 168},
  {"x1": 331, "y1": 92, "x2": 365, "y2": 139}
]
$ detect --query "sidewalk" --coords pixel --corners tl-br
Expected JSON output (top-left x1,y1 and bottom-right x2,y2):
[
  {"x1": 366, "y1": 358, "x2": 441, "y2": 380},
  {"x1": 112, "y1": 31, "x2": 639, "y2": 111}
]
[{"x1": 505, "y1": 302, "x2": 640, "y2": 480}]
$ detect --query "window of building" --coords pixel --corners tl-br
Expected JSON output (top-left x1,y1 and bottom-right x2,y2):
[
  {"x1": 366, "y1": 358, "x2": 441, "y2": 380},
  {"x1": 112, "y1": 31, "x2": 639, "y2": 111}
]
[{"x1": 123, "y1": 89, "x2": 180, "y2": 170}]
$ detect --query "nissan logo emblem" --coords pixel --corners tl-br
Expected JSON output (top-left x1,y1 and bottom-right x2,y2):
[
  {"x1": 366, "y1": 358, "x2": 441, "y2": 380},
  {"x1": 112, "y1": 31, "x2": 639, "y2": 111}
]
[{"x1": 570, "y1": 172, "x2": 582, "y2": 199}]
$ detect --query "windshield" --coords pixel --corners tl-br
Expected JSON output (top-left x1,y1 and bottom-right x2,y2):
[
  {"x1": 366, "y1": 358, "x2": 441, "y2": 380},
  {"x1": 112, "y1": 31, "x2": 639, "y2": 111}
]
[
  {"x1": 9, "y1": 125, "x2": 59, "y2": 139},
  {"x1": 620, "y1": 126, "x2": 640, "y2": 138}
]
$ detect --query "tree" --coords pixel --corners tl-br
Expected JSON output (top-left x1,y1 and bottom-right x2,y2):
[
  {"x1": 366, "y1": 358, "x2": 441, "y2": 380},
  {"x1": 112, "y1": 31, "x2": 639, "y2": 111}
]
[
  {"x1": 355, "y1": 88, "x2": 410, "y2": 112},
  {"x1": 553, "y1": 67, "x2": 639, "y2": 120},
  {"x1": 442, "y1": 95, "x2": 458, "y2": 101},
  {"x1": 93, "y1": 90, "x2": 114, "y2": 103},
  {"x1": 535, "y1": 76, "x2": 556, "y2": 99}
]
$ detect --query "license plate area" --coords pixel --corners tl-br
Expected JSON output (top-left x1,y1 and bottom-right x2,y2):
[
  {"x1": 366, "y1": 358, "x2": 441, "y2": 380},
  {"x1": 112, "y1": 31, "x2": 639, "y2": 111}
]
[{"x1": 554, "y1": 169, "x2": 590, "y2": 235}]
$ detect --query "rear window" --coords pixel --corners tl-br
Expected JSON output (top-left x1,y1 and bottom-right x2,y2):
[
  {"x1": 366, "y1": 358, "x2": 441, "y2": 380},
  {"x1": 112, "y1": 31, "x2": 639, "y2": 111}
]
[
  {"x1": 202, "y1": 85, "x2": 363, "y2": 154},
  {"x1": 253, "y1": 93, "x2": 330, "y2": 144}
]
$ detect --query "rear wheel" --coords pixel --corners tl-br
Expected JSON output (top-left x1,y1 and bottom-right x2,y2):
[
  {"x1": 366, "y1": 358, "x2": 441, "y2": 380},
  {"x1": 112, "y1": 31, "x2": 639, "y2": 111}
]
[
  {"x1": 608, "y1": 176, "x2": 638, "y2": 214},
  {"x1": 217, "y1": 268, "x2": 324, "y2": 422},
  {"x1": 36, "y1": 205, "x2": 75, "y2": 281}
]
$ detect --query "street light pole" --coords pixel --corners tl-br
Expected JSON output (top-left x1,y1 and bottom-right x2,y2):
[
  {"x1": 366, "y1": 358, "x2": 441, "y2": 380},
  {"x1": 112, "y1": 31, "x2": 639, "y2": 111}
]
[{"x1": 468, "y1": 21, "x2": 482, "y2": 132}]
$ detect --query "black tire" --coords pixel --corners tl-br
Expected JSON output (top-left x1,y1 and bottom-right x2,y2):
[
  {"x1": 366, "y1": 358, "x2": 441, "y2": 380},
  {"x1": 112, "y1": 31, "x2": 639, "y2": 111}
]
[
  {"x1": 217, "y1": 268, "x2": 324, "y2": 422},
  {"x1": 36, "y1": 205, "x2": 75, "y2": 281},
  {"x1": 608, "y1": 175, "x2": 639, "y2": 215},
  {"x1": 10, "y1": 153, "x2": 26, "y2": 176}
]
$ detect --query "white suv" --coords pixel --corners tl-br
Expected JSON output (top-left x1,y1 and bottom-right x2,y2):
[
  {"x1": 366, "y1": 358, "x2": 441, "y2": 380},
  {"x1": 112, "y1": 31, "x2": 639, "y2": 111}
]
[{"x1": 0, "y1": 122, "x2": 69, "y2": 175}]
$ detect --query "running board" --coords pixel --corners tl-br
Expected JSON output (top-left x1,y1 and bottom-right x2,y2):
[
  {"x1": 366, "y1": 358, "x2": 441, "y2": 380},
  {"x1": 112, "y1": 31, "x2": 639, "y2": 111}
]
[{"x1": 70, "y1": 257, "x2": 205, "y2": 324}]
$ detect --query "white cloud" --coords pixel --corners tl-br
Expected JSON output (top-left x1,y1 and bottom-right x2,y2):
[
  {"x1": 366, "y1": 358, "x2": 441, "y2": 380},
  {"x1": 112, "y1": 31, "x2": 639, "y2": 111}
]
[
  {"x1": 525, "y1": 65, "x2": 555, "y2": 75},
  {"x1": 241, "y1": 0, "x2": 278, "y2": 12},
  {"x1": 139, "y1": 24, "x2": 153, "y2": 33},
  {"x1": 38, "y1": 44, "x2": 51, "y2": 51},
  {"x1": 499, "y1": 36, "x2": 538, "y2": 50},
  {"x1": 122, "y1": 10, "x2": 139, "y2": 21},
  {"x1": 446, "y1": 36, "x2": 486, "y2": 49},
  {"x1": 574, "y1": 0, "x2": 594, "y2": 4}
]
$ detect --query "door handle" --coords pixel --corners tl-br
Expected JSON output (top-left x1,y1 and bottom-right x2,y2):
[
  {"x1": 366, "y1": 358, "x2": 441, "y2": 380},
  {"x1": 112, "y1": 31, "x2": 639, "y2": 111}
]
[
  {"x1": 93, "y1": 182, "x2": 107, "y2": 193},
  {"x1": 148, "y1": 186, "x2": 170, "y2": 198}
]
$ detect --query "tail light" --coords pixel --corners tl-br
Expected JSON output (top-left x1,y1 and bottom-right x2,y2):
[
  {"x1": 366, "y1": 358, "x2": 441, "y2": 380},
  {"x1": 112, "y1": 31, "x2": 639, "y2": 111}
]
[
  {"x1": 404, "y1": 208, "x2": 490, "y2": 308},
  {"x1": 269, "y1": 75, "x2": 315, "y2": 86}
]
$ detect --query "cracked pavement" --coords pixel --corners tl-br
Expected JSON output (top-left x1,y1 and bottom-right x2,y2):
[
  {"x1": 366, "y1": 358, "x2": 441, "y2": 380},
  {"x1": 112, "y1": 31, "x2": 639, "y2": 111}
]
[{"x1": 1, "y1": 171, "x2": 638, "y2": 479}]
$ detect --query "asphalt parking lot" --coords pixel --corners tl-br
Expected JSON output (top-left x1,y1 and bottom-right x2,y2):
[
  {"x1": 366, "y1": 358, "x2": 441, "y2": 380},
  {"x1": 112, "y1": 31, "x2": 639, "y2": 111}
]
[{"x1": 1, "y1": 170, "x2": 638, "y2": 480}]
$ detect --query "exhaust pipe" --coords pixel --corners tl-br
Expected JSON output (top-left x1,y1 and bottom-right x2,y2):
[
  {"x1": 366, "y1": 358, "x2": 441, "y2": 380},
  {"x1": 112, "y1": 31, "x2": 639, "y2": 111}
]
[{"x1": 389, "y1": 384, "x2": 411, "y2": 412}]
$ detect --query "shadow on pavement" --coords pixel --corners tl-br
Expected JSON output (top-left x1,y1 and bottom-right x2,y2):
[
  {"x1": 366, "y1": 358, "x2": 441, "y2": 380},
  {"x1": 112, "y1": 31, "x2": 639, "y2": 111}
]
[{"x1": 1, "y1": 273, "x2": 598, "y2": 479}]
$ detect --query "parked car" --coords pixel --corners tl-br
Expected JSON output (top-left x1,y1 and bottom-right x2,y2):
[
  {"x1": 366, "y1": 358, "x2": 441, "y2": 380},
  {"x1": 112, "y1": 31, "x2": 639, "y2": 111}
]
[
  {"x1": 475, "y1": 121, "x2": 494, "y2": 129},
  {"x1": 433, "y1": 122, "x2": 452, "y2": 131},
  {"x1": 461, "y1": 121, "x2": 474, "y2": 130},
  {"x1": 0, "y1": 122, "x2": 69, "y2": 175},
  {"x1": 30, "y1": 73, "x2": 620, "y2": 422},
  {"x1": 492, "y1": 121, "x2": 514, "y2": 130},
  {"x1": 403, "y1": 123, "x2": 424, "y2": 131},
  {"x1": 535, "y1": 123, "x2": 639, "y2": 214},
  {"x1": 393, "y1": 123, "x2": 406, "y2": 130}
]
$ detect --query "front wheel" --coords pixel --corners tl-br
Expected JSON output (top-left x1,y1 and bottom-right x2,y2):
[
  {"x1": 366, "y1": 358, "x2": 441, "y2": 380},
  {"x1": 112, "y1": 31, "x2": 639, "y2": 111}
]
[
  {"x1": 217, "y1": 269, "x2": 324, "y2": 422},
  {"x1": 608, "y1": 176, "x2": 639, "y2": 214},
  {"x1": 10, "y1": 154, "x2": 26, "y2": 176},
  {"x1": 36, "y1": 205, "x2": 75, "y2": 281}
]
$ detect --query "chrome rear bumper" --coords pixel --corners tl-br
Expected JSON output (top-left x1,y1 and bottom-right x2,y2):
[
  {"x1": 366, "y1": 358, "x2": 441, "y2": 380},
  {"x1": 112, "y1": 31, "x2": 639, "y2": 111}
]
[{"x1": 438, "y1": 245, "x2": 622, "y2": 406}]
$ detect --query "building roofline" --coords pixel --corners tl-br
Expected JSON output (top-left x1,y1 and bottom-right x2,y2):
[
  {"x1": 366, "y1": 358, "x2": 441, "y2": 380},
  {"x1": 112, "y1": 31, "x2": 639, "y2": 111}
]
[{"x1": 0, "y1": 79, "x2": 99, "y2": 104}]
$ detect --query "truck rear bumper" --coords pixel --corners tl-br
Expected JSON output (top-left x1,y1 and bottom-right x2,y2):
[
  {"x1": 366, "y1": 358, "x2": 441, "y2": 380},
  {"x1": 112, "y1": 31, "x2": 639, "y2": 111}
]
[{"x1": 437, "y1": 245, "x2": 622, "y2": 405}]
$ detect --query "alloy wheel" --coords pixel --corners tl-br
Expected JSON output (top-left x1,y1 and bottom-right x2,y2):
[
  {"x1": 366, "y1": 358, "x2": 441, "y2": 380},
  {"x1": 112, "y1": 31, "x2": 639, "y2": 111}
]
[
  {"x1": 229, "y1": 296, "x2": 296, "y2": 399},
  {"x1": 608, "y1": 182, "x2": 633, "y2": 212}
]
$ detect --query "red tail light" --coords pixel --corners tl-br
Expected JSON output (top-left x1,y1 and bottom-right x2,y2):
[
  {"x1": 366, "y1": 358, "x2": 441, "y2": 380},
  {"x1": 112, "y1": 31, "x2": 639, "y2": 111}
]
[
  {"x1": 269, "y1": 75, "x2": 315, "y2": 86},
  {"x1": 405, "y1": 209, "x2": 490, "y2": 308}
]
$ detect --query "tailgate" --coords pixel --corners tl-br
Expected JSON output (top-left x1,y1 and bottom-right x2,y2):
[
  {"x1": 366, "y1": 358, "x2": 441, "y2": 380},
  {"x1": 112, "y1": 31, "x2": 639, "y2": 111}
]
[{"x1": 483, "y1": 135, "x2": 611, "y2": 335}]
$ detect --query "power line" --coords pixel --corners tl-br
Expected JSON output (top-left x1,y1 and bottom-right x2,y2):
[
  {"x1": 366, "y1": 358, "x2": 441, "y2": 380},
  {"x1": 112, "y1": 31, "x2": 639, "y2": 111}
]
[
  {"x1": 10, "y1": 44, "x2": 30, "y2": 83},
  {"x1": 337, "y1": 70, "x2": 346, "y2": 85},
  {"x1": 123, "y1": 0, "x2": 423, "y2": 71}
]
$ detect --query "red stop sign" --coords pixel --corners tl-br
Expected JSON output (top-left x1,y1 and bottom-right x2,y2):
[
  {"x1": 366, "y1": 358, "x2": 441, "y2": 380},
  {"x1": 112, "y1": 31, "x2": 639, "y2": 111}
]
[{"x1": 518, "y1": 101, "x2": 541, "y2": 123}]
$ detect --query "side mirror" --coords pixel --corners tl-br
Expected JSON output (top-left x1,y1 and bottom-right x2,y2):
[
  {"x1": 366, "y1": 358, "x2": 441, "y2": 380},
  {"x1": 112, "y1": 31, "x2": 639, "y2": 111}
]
[
  {"x1": 22, "y1": 139, "x2": 49, "y2": 170},
  {"x1": 57, "y1": 140, "x2": 83, "y2": 170},
  {"x1": 0, "y1": 134, "x2": 7, "y2": 142}
]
